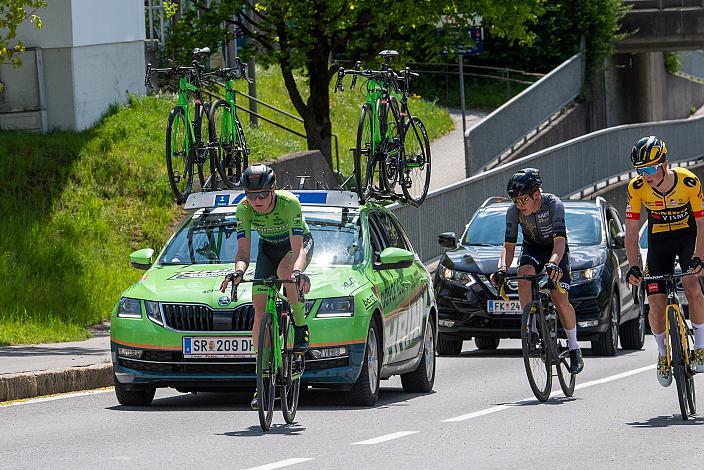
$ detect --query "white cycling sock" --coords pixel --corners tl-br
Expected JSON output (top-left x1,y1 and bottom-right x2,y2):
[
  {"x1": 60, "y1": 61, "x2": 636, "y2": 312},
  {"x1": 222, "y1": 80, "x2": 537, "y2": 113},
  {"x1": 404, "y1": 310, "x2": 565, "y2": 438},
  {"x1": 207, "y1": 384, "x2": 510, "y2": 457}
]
[
  {"x1": 565, "y1": 327, "x2": 578, "y2": 351},
  {"x1": 654, "y1": 332, "x2": 667, "y2": 357},
  {"x1": 692, "y1": 322, "x2": 704, "y2": 350}
]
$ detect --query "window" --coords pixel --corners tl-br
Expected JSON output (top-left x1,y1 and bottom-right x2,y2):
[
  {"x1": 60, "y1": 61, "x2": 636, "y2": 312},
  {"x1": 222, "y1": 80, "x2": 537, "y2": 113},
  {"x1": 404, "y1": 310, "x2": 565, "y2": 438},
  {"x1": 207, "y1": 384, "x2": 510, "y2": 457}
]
[{"x1": 370, "y1": 212, "x2": 408, "y2": 250}]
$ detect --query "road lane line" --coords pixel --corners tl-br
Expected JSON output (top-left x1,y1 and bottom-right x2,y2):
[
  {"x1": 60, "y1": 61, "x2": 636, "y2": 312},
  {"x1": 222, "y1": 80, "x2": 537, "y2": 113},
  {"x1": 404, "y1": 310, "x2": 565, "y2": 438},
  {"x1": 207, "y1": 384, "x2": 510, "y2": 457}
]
[
  {"x1": 351, "y1": 431, "x2": 419, "y2": 445},
  {"x1": 243, "y1": 458, "x2": 315, "y2": 470},
  {"x1": 442, "y1": 364, "x2": 655, "y2": 422},
  {"x1": 0, "y1": 387, "x2": 114, "y2": 407}
]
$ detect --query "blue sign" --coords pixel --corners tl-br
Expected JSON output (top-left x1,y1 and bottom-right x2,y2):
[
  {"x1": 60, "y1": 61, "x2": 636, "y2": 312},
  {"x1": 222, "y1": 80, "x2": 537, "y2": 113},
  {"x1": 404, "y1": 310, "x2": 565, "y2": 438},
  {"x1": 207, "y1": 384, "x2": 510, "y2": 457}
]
[
  {"x1": 184, "y1": 337, "x2": 192, "y2": 354},
  {"x1": 214, "y1": 194, "x2": 230, "y2": 206},
  {"x1": 459, "y1": 26, "x2": 484, "y2": 56}
]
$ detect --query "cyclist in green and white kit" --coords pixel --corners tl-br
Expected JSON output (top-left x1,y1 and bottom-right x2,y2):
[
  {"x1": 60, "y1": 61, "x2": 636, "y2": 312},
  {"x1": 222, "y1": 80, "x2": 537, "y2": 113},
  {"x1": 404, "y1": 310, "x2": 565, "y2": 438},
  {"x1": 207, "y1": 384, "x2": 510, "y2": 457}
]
[{"x1": 220, "y1": 164, "x2": 313, "y2": 408}]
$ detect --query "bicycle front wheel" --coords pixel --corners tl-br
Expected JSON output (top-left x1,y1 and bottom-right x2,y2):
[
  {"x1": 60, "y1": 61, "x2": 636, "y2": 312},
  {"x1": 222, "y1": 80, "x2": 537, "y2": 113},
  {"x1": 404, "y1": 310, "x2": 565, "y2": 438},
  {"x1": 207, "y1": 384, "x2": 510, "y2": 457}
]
[
  {"x1": 400, "y1": 116, "x2": 431, "y2": 206},
  {"x1": 355, "y1": 104, "x2": 376, "y2": 203},
  {"x1": 668, "y1": 306, "x2": 691, "y2": 420},
  {"x1": 521, "y1": 302, "x2": 552, "y2": 402},
  {"x1": 257, "y1": 313, "x2": 276, "y2": 431},
  {"x1": 165, "y1": 106, "x2": 193, "y2": 203},
  {"x1": 209, "y1": 99, "x2": 246, "y2": 188},
  {"x1": 281, "y1": 315, "x2": 303, "y2": 424}
]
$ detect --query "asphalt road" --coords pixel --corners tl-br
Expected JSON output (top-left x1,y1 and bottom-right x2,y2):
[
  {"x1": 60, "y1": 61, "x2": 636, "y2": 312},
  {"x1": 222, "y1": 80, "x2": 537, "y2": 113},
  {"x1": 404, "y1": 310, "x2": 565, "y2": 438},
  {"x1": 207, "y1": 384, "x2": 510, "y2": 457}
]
[{"x1": 2, "y1": 339, "x2": 702, "y2": 469}]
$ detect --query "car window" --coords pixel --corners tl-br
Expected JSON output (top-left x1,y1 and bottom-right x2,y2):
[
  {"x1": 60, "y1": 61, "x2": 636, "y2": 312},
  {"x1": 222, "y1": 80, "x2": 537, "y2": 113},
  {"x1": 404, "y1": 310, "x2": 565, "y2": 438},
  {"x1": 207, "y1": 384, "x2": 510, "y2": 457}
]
[
  {"x1": 367, "y1": 213, "x2": 385, "y2": 255},
  {"x1": 371, "y1": 212, "x2": 409, "y2": 250},
  {"x1": 606, "y1": 210, "x2": 619, "y2": 240}
]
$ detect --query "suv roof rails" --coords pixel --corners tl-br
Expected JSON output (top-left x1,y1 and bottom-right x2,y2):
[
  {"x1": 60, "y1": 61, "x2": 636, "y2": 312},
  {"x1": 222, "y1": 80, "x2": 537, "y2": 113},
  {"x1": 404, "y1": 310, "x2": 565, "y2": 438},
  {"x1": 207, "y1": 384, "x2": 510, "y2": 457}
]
[{"x1": 480, "y1": 196, "x2": 510, "y2": 208}]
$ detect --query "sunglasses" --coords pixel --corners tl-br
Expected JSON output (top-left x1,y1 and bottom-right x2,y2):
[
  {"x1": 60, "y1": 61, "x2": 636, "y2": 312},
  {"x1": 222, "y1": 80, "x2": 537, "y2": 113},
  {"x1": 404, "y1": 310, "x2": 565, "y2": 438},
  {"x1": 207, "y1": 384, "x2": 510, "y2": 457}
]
[
  {"x1": 512, "y1": 195, "x2": 531, "y2": 207},
  {"x1": 246, "y1": 190, "x2": 271, "y2": 201},
  {"x1": 636, "y1": 164, "x2": 661, "y2": 177}
]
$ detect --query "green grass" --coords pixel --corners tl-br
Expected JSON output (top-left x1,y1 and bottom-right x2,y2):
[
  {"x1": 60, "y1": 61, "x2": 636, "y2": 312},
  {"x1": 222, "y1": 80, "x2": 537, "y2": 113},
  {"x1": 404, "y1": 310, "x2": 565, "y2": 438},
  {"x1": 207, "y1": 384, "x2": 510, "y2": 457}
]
[
  {"x1": 414, "y1": 75, "x2": 534, "y2": 110},
  {"x1": 0, "y1": 67, "x2": 452, "y2": 345}
]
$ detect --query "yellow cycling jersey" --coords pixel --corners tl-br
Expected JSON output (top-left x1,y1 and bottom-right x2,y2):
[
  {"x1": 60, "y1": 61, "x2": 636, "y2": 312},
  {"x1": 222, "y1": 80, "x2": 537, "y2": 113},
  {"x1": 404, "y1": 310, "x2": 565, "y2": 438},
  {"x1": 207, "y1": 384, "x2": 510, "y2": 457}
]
[{"x1": 626, "y1": 167, "x2": 704, "y2": 236}]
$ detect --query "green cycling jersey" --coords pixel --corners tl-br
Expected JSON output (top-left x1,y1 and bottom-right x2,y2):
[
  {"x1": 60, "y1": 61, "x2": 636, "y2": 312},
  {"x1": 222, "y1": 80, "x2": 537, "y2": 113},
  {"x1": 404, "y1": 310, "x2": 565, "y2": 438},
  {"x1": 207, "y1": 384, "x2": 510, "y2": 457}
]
[{"x1": 236, "y1": 190, "x2": 310, "y2": 244}]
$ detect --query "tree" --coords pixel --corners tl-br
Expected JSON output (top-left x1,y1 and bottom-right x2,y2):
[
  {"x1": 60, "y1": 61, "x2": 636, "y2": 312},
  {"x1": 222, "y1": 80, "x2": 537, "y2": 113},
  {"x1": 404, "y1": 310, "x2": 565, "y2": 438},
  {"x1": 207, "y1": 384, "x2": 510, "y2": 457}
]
[
  {"x1": 0, "y1": 1, "x2": 47, "y2": 67},
  {"x1": 166, "y1": 0, "x2": 544, "y2": 168}
]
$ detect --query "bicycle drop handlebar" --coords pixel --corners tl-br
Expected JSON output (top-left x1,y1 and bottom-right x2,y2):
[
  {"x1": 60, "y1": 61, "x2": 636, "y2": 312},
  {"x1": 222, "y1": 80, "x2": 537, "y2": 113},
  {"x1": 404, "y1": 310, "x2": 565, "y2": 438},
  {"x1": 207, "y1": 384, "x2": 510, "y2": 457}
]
[{"x1": 230, "y1": 277, "x2": 304, "y2": 303}]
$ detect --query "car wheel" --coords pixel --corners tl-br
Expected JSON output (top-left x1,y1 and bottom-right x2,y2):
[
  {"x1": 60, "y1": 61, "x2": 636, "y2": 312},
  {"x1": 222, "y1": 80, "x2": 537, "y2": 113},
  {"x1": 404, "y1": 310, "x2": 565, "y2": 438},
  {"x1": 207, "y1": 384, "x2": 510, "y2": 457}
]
[
  {"x1": 620, "y1": 291, "x2": 646, "y2": 350},
  {"x1": 437, "y1": 334, "x2": 463, "y2": 356},
  {"x1": 114, "y1": 376, "x2": 155, "y2": 407},
  {"x1": 591, "y1": 292, "x2": 619, "y2": 356},
  {"x1": 474, "y1": 336, "x2": 500, "y2": 350},
  {"x1": 346, "y1": 319, "x2": 381, "y2": 406},
  {"x1": 401, "y1": 316, "x2": 436, "y2": 393}
]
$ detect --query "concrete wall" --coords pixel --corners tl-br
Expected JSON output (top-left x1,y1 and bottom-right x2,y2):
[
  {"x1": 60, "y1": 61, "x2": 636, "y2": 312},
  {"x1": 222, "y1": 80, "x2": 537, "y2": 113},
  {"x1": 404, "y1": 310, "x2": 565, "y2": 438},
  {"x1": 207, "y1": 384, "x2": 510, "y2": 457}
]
[{"x1": 264, "y1": 151, "x2": 339, "y2": 190}]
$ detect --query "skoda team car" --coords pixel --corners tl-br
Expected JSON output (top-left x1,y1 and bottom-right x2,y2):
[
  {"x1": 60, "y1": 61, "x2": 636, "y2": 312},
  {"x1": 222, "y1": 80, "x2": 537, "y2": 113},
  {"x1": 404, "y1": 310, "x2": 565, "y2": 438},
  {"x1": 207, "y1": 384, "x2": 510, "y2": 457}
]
[
  {"x1": 434, "y1": 197, "x2": 645, "y2": 357},
  {"x1": 111, "y1": 190, "x2": 437, "y2": 407}
]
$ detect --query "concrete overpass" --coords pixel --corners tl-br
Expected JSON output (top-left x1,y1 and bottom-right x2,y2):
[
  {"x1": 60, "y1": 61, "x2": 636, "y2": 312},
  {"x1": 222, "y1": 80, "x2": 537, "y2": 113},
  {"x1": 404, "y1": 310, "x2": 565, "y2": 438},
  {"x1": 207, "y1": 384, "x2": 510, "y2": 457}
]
[{"x1": 618, "y1": 0, "x2": 704, "y2": 53}]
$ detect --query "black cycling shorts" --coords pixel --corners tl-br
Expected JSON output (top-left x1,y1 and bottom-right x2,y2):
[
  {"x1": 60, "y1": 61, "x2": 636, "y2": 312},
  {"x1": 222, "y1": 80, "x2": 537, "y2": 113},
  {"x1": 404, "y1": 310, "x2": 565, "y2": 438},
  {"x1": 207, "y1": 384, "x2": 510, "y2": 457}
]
[
  {"x1": 519, "y1": 243, "x2": 571, "y2": 290},
  {"x1": 253, "y1": 234, "x2": 314, "y2": 295},
  {"x1": 645, "y1": 230, "x2": 696, "y2": 295}
]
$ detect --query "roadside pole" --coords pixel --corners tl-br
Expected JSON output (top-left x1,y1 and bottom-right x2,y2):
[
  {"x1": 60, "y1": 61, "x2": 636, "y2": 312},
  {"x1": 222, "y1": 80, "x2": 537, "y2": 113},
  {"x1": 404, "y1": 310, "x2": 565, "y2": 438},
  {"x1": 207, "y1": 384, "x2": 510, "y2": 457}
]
[{"x1": 459, "y1": 53, "x2": 468, "y2": 169}]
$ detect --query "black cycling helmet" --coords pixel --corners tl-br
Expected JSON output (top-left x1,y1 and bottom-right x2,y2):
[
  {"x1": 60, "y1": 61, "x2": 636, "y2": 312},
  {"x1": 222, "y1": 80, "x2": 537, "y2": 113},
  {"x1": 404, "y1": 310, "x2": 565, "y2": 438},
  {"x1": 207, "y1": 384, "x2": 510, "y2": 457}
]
[
  {"x1": 507, "y1": 168, "x2": 542, "y2": 197},
  {"x1": 240, "y1": 164, "x2": 276, "y2": 191},
  {"x1": 630, "y1": 136, "x2": 667, "y2": 168}
]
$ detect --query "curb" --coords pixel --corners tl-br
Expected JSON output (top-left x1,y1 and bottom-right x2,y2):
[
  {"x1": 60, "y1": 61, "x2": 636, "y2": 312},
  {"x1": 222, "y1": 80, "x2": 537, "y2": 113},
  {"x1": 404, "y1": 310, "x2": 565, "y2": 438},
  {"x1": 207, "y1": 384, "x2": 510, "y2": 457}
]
[{"x1": 0, "y1": 363, "x2": 113, "y2": 403}]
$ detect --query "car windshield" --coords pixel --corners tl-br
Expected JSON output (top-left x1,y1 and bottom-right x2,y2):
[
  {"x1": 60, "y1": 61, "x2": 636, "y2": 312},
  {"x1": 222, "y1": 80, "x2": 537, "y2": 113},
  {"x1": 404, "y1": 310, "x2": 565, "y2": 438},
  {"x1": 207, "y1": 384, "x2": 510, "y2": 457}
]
[
  {"x1": 463, "y1": 206, "x2": 603, "y2": 246},
  {"x1": 159, "y1": 210, "x2": 362, "y2": 266}
]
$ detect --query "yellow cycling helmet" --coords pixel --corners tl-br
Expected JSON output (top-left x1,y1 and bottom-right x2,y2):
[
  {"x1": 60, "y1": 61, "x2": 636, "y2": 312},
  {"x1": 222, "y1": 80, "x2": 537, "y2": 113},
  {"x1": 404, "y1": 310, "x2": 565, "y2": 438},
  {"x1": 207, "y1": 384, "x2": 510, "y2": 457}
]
[{"x1": 630, "y1": 136, "x2": 667, "y2": 168}]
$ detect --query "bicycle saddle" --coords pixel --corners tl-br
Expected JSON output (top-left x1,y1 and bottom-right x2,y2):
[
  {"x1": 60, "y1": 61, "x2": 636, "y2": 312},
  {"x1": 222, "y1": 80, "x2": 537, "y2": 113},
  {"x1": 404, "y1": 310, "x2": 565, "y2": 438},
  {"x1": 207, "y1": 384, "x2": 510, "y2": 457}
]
[
  {"x1": 379, "y1": 50, "x2": 399, "y2": 59},
  {"x1": 193, "y1": 47, "x2": 211, "y2": 56}
]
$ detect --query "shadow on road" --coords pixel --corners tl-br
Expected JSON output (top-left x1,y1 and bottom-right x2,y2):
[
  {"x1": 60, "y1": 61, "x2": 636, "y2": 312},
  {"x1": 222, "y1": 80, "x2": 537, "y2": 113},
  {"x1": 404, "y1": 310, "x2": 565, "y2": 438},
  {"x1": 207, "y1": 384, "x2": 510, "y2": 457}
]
[
  {"x1": 627, "y1": 414, "x2": 704, "y2": 427},
  {"x1": 440, "y1": 347, "x2": 641, "y2": 359},
  {"x1": 218, "y1": 424, "x2": 307, "y2": 437}
]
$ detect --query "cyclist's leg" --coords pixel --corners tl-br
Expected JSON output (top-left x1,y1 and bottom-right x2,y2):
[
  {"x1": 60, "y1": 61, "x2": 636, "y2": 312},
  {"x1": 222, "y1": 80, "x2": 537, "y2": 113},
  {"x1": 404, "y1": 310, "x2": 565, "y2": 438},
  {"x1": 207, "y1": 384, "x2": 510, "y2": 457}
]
[
  {"x1": 252, "y1": 243, "x2": 278, "y2": 353},
  {"x1": 517, "y1": 245, "x2": 541, "y2": 309},
  {"x1": 548, "y1": 254, "x2": 583, "y2": 372},
  {"x1": 676, "y1": 232, "x2": 704, "y2": 369},
  {"x1": 277, "y1": 235, "x2": 314, "y2": 327}
]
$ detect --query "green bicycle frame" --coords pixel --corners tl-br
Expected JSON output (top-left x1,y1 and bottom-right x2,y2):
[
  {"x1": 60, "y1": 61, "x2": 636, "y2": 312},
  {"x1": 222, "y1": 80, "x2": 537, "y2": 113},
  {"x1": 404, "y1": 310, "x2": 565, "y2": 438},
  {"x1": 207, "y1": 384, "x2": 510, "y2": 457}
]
[
  {"x1": 363, "y1": 78, "x2": 402, "y2": 154},
  {"x1": 259, "y1": 284, "x2": 297, "y2": 378},
  {"x1": 171, "y1": 76, "x2": 199, "y2": 158},
  {"x1": 219, "y1": 79, "x2": 242, "y2": 146}
]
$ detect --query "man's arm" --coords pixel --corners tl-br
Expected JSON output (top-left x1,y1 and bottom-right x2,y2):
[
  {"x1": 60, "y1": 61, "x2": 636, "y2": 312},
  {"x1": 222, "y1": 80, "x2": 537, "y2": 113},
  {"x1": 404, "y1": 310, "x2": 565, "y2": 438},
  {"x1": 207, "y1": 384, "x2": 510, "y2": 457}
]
[
  {"x1": 625, "y1": 218, "x2": 641, "y2": 267},
  {"x1": 235, "y1": 236, "x2": 251, "y2": 273},
  {"x1": 289, "y1": 235, "x2": 307, "y2": 273},
  {"x1": 549, "y1": 237, "x2": 566, "y2": 265},
  {"x1": 500, "y1": 242, "x2": 516, "y2": 271}
]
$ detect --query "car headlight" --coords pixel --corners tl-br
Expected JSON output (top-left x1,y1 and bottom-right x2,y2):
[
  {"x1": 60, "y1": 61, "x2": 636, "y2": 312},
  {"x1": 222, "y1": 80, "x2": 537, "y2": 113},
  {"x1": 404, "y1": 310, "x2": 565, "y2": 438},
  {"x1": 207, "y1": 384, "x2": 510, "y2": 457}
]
[
  {"x1": 117, "y1": 297, "x2": 142, "y2": 319},
  {"x1": 571, "y1": 264, "x2": 604, "y2": 284},
  {"x1": 145, "y1": 300, "x2": 163, "y2": 325},
  {"x1": 315, "y1": 297, "x2": 354, "y2": 317},
  {"x1": 438, "y1": 264, "x2": 476, "y2": 287}
]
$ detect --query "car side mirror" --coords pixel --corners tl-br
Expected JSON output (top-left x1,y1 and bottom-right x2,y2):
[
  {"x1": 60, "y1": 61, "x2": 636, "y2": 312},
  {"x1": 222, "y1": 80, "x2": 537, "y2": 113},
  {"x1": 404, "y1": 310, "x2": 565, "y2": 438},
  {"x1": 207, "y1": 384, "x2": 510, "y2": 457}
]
[
  {"x1": 130, "y1": 248, "x2": 155, "y2": 270},
  {"x1": 375, "y1": 247, "x2": 415, "y2": 270},
  {"x1": 612, "y1": 232, "x2": 625, "y2": 249},
  {"x1": 438, "y1": 232, "x2": 457, "y2": 249}
]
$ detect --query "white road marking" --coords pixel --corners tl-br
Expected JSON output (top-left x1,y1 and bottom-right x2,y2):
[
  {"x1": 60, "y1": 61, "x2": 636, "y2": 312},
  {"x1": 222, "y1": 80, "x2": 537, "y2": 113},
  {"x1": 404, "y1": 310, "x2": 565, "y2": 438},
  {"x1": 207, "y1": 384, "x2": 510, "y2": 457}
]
[
  {"x1": 243, "y1": 458, "x2": 315, "y2": 470},
  {"x1": 442, "y1": 364, "x2": 655, "y2": 422},
  {"x1": 351, "y1": 431, "x2": 419, "y2": 445},
  {"x1": 0, "y1": 387, "x2": 114, "y2": 408}
]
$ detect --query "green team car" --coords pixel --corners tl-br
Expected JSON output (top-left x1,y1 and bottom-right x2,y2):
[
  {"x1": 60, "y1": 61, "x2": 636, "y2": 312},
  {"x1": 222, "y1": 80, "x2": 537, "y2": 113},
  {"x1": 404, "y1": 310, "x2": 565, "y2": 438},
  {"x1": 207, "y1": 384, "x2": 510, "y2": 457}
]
[{"x1": 111, "y1": 190, "x2": 437, "y2": 406}]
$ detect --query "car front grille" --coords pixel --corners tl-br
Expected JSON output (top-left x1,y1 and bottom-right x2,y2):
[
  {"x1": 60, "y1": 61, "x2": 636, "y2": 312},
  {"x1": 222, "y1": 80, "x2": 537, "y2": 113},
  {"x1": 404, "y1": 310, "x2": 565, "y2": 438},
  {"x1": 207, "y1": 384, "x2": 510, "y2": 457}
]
[
  {"x1": 162, "y1": 303, "x2": 256, "y2": 332},
  {"x1": 118, "y1": 357, "x2": 255, "y2": 375}
]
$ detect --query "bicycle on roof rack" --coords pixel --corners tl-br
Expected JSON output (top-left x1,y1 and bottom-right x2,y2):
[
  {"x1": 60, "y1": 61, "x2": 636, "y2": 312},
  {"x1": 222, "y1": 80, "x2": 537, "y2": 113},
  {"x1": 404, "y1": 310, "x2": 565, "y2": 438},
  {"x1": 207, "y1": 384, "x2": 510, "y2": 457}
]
[{"x1": 335, "y1": 50, "x2": 431, "y2": 207}]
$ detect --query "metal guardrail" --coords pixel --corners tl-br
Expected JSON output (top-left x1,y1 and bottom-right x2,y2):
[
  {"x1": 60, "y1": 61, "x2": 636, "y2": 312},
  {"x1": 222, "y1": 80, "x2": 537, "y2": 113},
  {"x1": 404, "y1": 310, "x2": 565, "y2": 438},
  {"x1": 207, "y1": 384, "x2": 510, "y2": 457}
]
[
  {"x1": 390, "y1": 113, "x2": 704, "y2": 263},
  {"x1": 464, "y1": 52, "x2": 585, "y2": 177}
]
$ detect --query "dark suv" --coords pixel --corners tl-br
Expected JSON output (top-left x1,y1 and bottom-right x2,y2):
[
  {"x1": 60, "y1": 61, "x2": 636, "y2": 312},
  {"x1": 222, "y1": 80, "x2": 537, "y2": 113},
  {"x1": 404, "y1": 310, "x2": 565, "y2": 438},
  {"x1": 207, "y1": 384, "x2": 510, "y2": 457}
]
[{"x1": 434, "y1": 196, "x2": 646, "y2": 356}]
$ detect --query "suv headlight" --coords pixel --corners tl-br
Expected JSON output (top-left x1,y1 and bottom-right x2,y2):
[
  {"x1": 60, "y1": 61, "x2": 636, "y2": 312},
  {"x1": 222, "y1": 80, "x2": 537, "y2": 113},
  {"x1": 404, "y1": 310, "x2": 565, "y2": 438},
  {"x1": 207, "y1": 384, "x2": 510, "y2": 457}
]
[
  {"x1": 438, "y1": 264, "x2": 476, "y2": 287},
  {"x1": 145, "y1": 300, "x2": 163, "y2": 325},
  {"x1": 571, "y1": 264, "x2": 604, "y2": 285},
  {"x1": 117, "y1": 297, "x2": 142, "y2": 319},
  {"x1": 315, "y1": 297, "x2": 354, "y2": 317}
]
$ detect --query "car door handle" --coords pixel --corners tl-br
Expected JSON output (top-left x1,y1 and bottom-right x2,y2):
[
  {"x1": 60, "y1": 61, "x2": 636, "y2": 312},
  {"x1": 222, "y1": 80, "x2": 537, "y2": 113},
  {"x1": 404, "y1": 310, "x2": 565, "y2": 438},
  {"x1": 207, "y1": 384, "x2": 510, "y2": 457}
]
[{"x1": 402, "y1": 280, "x2": 412, "y2": 286}]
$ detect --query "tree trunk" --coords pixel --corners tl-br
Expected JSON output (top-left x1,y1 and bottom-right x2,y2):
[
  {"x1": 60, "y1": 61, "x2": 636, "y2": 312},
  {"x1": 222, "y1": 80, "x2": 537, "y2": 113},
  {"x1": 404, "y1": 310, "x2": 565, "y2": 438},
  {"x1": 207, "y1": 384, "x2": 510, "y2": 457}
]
[{"x1": 304, "y1": 54, "x2": 334, "y2": 171}]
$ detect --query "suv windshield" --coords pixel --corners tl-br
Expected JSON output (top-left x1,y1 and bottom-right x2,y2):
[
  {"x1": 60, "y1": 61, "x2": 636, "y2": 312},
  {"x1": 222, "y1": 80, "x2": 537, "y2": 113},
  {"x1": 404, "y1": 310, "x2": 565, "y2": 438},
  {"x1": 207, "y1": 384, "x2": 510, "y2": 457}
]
[
  {"x1": 463, "y1": 206, "x2": 603, "y2": 246},
  {"x1": 159, "y1": 211, "x2": 362, "y2": 266}
]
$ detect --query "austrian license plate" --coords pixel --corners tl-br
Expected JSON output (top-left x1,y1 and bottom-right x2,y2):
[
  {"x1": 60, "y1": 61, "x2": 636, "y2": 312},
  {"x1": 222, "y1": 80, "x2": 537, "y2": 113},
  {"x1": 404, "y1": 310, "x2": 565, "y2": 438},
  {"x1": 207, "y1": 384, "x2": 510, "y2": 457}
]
[
  {"x1": 183, "y1": 337, "x2": 254, "y2": 358},
  {"x1": 487, "y1": 300, "x2": 522, "y2": 315}
]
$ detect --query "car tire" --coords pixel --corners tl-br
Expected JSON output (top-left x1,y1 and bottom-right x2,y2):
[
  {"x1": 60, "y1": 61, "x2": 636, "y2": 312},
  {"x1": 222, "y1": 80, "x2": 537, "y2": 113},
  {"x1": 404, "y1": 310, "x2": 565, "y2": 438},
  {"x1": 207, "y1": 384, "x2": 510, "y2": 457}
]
[
  {"x1": 437, "y1": 334, "x2": 463, "y2": 356},
  {"x1": 346, "y1": 319, "x2": 381, "y2": 406},
  {"x1": 114, "y1": 376, "x2": 156, "y2": 407},
  {"x1": 401, "y1": 316, "x2": 436, "y2": 393},
  {"x1": 474, "y1": 336, "x2": 500, "y2": 350},
  {"x1": 591, "y1": 292, "x2": 619, "y2": 356},
  {"x1": 620, "y1": 295, "x2": 646, "y2": 350}
]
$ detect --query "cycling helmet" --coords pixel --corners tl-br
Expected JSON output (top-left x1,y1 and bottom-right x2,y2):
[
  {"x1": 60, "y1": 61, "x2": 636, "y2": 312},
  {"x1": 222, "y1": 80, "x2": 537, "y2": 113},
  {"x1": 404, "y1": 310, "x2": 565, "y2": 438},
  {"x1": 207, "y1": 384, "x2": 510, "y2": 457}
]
[
  {"x1": 630, "y1": 136, "x2": 667, "y2": 168},
  {"x1": 507, "y1": 168, "x2": 542, "y2": 197},
  {"x1": 241, "y1": 164, "x2": 276, "y2": 191}
]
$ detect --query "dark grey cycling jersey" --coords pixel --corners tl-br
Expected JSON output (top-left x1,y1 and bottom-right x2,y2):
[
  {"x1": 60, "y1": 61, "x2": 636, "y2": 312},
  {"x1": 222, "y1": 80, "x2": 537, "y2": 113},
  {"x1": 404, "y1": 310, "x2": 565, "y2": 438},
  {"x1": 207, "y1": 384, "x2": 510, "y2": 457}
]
[{"x1": 505, "y1": 193, "x2": 567, "y2": 247}]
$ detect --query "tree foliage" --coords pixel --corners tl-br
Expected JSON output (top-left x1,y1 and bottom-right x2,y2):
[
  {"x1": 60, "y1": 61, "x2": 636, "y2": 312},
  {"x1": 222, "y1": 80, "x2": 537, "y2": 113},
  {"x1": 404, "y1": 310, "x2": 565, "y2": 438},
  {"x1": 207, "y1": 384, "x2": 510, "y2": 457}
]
[{"x1": 0, "y1": 0, "x2": 47, "y2": 67}]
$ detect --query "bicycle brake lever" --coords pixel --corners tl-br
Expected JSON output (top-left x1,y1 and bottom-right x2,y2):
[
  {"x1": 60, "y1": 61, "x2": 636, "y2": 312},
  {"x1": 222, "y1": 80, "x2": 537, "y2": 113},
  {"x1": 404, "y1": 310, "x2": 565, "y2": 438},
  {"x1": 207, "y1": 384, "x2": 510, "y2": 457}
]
[
  {"x1": 231, "y1": 281, "x2": 238, "y2": 303},
  {"x1": 350, "y1": 61, "x2": 361, "y2": 90}
]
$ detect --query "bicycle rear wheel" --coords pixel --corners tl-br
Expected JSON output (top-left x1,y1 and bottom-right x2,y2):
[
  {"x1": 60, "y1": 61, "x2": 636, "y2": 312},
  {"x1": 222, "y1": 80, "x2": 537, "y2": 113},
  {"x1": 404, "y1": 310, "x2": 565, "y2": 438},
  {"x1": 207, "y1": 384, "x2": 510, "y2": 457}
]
[
  {"x1": 281, "y1": 315, "x2": 303, "y2": 424},
  {"x1": 555, "y1": 339, "x2": 576, "y2": 397},
  {"x1": 355, "y1": 104, "x2": 376, "y2": 203},
  {"x1": 668, "y1": 306, "x2": 691, "y2": 420},
  {"x1": 685, "y1": 327, "x2": 697, "y2": 415},
  {"x1": 165, "y1": 106, "x2": 193, "y2": 204},
  {"x1": 209, "y1": 99, "x2": 247, "y2": 188},
  {"x1": 257, "y1": 313, "x2": 276, "y2": 431},
  {"x1": 400, "y1": 116, "x2": 431, "y2": 206},
  {"x1": 521, "y1": 302, "x2": 552, "y2": 402},
  {"x1": 380, "y1": 98, "x2": 401, "y2": 193}
]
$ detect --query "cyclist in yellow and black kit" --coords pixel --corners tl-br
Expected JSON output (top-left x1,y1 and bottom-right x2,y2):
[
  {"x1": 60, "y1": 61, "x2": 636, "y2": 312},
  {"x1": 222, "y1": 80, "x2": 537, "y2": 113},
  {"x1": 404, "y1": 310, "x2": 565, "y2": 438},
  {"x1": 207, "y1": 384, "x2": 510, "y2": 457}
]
[{"x1": 624, "y1": 136, "x2": 704, "y2": 386}]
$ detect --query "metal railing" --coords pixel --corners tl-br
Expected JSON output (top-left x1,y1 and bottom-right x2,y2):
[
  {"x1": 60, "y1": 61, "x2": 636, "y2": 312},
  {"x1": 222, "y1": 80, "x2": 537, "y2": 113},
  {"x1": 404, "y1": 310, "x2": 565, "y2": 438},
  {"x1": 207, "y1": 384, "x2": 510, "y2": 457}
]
[
  {"x1": 389, "y1": 112, "x2": 704, "y2": 263},
  {"x1": 464, "y1": 52, "x2": 585, "y2": 177}
]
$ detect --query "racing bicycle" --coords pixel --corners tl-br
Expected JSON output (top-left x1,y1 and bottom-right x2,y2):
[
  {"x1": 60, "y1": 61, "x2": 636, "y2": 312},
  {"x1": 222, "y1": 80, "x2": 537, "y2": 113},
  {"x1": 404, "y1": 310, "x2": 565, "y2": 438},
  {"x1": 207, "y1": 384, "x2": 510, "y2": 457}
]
[
  {"x1": 145, "y1": 47, "x2": 214, "y2": 204},
  {"x1": 231, "y1": 277, "x2": 305, "y2": 431},
  {"x1": 641, "y1": 272, "x2": 697, "y2": 420},
  {"x1": 208, "y1": 57, "x2": 252, "y2": 189},
  {"x1": 500, "y1": 273, "x2": 575, "y2": 401},
  {"x1": 335, "y1": 50, "x2": 431, "y2": 206}
]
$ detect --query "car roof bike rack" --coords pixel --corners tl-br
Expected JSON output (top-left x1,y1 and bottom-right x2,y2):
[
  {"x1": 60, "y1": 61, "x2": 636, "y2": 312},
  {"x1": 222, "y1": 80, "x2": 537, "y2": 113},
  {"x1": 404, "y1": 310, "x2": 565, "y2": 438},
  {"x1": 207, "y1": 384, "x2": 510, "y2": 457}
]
[{"x1": 184, "y1": 189, "x2": 360, "y2": 211}]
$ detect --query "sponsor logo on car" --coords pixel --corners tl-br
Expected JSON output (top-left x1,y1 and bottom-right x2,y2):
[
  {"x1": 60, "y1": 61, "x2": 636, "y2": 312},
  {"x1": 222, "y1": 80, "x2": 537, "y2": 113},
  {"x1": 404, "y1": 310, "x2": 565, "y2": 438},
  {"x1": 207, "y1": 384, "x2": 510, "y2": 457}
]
[{"x1": 168, "y1": 269, "x2": 235, "y2": 280}]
